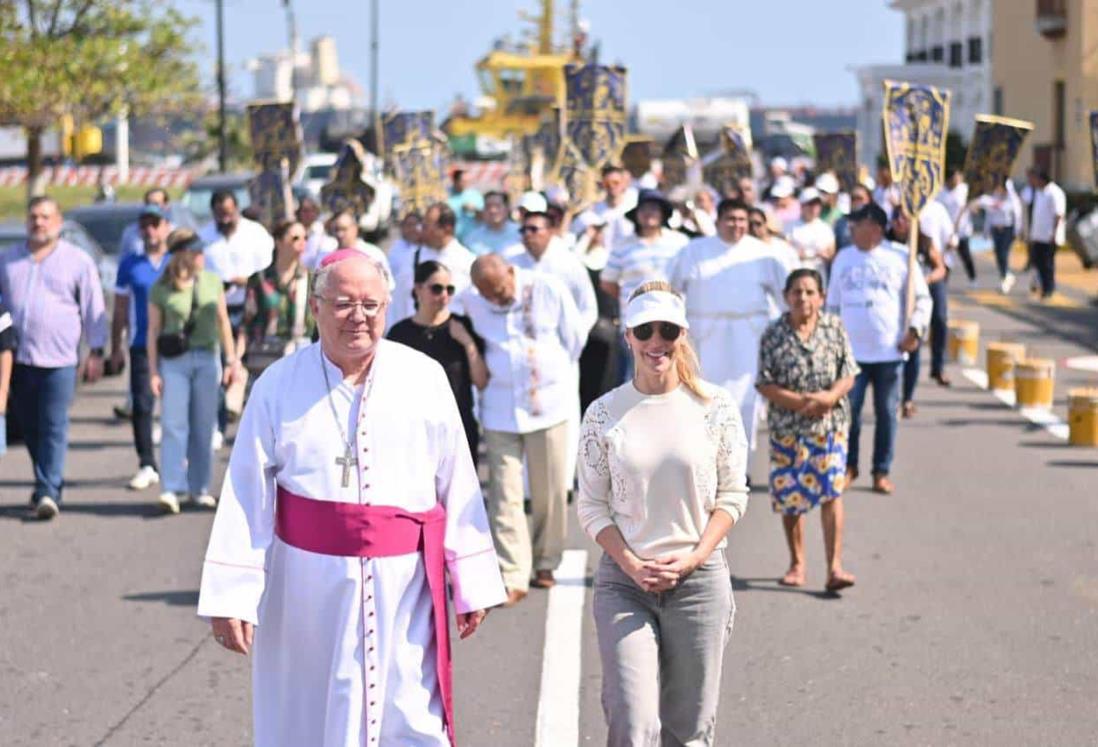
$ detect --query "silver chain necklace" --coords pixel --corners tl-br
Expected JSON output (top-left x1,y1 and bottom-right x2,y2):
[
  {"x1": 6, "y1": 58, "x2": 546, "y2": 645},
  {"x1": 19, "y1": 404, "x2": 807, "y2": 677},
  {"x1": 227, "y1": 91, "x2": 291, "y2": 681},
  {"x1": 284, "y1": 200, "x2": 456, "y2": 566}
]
[{"x1": 320, "y1": 351, "x2": 376, "y2": 488}]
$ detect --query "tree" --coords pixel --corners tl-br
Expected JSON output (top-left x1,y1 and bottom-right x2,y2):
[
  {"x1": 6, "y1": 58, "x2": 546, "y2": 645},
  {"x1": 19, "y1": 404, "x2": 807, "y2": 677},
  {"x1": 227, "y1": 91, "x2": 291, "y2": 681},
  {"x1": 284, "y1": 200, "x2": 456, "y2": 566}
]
[{"x1": 0, "y1": 1, "x2": 201, "y2": 197}]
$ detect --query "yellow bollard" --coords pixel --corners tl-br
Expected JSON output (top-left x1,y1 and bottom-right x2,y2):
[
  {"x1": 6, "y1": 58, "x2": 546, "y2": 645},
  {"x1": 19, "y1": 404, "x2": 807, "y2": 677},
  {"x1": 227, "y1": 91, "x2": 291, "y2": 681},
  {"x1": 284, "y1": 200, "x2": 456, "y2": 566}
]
[
  {"x1": 1067, "y1": 388, "x2": 1098, "y2": 446},
  {"x1": 986, "y1": 342, "x2": 1027, "y2": 392},
  {"x1": 947, "y1": 320, "x2": 980, "y2": 365},
  {"x1": 1014, "y1": 358, "x2": 1055, "y2": 409}
]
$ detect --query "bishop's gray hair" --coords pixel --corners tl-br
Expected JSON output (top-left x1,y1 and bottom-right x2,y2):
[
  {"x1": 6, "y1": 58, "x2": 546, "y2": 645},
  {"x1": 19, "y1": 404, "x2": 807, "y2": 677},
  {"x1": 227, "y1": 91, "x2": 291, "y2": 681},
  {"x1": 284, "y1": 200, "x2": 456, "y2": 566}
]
[{"x1": 312, "y1": 254, "x2": 393, "y2": 301}]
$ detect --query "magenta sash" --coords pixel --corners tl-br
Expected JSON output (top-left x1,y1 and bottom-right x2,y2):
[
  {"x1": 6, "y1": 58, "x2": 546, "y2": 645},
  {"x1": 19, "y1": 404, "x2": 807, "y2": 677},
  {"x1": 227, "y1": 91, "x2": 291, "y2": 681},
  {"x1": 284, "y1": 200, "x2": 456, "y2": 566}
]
[{"x1": 275, "y1": 486, "x2": 456, "y2": 746}]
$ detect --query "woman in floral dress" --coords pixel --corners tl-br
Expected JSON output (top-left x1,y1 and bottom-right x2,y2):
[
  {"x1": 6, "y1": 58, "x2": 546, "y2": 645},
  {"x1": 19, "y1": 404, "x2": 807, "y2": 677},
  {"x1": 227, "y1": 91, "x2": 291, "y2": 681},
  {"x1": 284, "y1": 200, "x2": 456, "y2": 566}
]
[{"x1": 756, "y1": 268, "x2": 859, "y2": 592}]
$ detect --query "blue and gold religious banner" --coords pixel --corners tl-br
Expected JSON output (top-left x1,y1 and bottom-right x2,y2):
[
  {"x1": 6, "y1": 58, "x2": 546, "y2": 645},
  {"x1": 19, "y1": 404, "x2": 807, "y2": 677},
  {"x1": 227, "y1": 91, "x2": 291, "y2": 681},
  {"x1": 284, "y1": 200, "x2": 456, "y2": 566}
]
[
  {"x1": 531, "y1": 107, "x2": 563, "y2": 180},
  {"x1": 320, "y1": 139, "x2": 376, "y2": 218},
  {"x1": 1089, "y1": 111, "x2": 1098, "y2": 190},
  {"x1": 813, "y1": 131, "x2": 858, "y2": 194},
  {"x1": 246, "y1": 101, "x2": 302, "y2": 228},
  {"x1": 881, "y1": 80, "x2": 951, "y2": 217},
  {"x1": 962, "y1": 115, "x2": 1033, "y2": 201},
  {"x1": 703, "y1": 123, "x2": 752, "y2": 193},
  {"x1": 563, "y1": 64, "x2": 628, "y2": 170},
  {"x1": 390, "y1": 136, "x2": 449, "y2": 215},
  {"x1": 380, "y1": 111, "x2": 434, "y2": 158}
]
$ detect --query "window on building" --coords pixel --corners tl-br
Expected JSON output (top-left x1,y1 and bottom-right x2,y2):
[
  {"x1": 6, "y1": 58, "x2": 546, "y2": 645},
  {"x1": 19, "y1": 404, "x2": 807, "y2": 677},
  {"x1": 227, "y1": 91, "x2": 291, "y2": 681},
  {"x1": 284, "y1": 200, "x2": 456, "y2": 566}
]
[
  {"x1": 968, "y1": 36, "x2": 983, "y2": 64},
  {"x1": 931, "y1": 45, "x2": 944, "y2": 62},
  {"x1": 1053, "y1": 79, "x2": 1065, "y2": 148},
  {"x1": 993, "y1": 87, "x2": 1003, "y2": 115},
  {"x1": 949, "y1": 42, "x2": 963, "y2": 67}
]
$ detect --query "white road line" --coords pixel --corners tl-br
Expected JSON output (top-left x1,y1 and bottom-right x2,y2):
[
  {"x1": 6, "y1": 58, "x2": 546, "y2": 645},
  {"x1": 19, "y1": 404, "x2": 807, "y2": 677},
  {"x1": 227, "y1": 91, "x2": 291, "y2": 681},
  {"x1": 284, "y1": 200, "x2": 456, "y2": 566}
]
[
  {"x1": 534, "y1": 549, "x2": 588, "y2": 747},
  {"x1": 962, "y1": 367, "x2": 1069, "y2": 440}
]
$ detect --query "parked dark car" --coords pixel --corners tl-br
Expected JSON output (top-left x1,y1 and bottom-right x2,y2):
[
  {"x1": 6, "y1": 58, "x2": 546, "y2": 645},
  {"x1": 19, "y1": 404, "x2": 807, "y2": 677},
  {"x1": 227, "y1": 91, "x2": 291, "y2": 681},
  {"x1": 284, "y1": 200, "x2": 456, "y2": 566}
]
[{"x1": 66, "y1": 202, "x2": 198, "y2": 258}]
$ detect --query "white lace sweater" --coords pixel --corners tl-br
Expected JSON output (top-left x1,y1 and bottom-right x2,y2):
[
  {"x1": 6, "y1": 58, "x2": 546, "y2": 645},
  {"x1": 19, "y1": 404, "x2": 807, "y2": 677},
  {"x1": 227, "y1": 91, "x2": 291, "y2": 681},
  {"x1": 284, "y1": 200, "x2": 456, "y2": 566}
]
[{"x1": 576, "y1": 381, "x2": 749, "y2": 557}]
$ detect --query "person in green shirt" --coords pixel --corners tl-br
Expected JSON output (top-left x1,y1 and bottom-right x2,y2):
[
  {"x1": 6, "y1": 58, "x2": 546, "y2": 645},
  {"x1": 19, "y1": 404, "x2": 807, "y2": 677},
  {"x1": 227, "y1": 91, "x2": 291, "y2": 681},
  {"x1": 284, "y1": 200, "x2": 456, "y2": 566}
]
[
  {"x1": 147, "y1": 229, "x2": 242, "y2": 515},
  {"x1": 237, "y1": 219, "x2": 315, "y2": 376}
]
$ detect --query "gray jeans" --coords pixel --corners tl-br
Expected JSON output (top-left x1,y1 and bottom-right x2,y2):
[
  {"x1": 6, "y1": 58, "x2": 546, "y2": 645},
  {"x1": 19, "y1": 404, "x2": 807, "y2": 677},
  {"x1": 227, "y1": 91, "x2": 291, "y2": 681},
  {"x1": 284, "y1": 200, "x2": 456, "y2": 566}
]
[{"x1": 593, "y1": 551, "x2": 736, "y2": 747}]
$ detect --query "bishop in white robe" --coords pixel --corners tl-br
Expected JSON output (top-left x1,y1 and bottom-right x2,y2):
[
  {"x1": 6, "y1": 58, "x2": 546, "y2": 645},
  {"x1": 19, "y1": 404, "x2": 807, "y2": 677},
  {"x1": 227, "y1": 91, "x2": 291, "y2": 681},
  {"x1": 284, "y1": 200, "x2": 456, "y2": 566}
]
[
  {"x1": 668, "y1": 200, "x2": 791, "y2": 449},
  {"x1": 197, "y1": 249, "x2": 506, "y2": 747}
]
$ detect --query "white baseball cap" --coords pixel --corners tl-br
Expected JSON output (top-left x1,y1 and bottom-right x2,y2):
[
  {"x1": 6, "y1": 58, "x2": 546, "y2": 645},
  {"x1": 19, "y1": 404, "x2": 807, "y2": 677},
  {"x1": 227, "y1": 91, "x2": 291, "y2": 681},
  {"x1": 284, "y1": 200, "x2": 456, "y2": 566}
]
[
  {"x1": 799, "y1": 186, "x2": 822, "y2": 204},
  {"x1": 814, "y1": 172, "x2": 840, "y2": 194},
  {"x1": 623, "y1": 290, "x2": 689, "y2": 330},
  {"x1": 770, "y1": 175, "x2": 796, "y2": 199},
  {"x1": 518, "y1": 191, "x2": 548, "y2": 214}
]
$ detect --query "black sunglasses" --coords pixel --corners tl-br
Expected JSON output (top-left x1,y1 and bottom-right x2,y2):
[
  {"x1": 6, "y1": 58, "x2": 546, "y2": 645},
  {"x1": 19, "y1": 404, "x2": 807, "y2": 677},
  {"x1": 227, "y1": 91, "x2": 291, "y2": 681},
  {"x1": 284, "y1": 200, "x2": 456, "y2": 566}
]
[
  {"x1": 429, "y1": 283, "x2": 456, "y2": 296},
  {"x1": 632, "y1": 322, "x2": 682, "y2": 342},
  {"x1": 520, "y1": 225, "x2": 544, "y2": 234}
]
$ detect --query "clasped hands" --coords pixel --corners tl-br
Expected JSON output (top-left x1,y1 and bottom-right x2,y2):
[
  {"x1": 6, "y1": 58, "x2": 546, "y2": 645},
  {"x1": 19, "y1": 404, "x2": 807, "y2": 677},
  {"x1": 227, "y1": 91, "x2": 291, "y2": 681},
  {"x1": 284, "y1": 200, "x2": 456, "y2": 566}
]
[
  {"x1": 796, "y1": 390, "x2": 837, "y2": 419},
  {"x1": 622, "y1": 550, "x2": 705, "y2": 593}
]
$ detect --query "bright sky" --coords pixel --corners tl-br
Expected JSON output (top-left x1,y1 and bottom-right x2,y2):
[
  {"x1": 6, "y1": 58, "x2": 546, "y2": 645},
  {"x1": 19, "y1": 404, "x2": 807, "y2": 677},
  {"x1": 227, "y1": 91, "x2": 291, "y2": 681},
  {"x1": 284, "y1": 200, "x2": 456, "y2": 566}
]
[{"x1": 175, "y1": 0, "x2": 904, "y2": 110}]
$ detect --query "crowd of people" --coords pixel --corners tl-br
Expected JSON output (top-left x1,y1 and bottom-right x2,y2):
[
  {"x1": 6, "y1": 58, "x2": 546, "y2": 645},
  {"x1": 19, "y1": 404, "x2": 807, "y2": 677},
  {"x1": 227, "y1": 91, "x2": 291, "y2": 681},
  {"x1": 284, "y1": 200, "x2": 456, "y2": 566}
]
[{"x1": 0, "y1": 154, "x2": 1068, "y2": 745}]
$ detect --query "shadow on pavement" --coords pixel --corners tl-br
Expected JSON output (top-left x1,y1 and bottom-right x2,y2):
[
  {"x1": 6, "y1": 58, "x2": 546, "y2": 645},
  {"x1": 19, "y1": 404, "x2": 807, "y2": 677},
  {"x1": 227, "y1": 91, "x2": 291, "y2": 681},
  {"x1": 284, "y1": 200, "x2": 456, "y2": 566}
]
[
  {"x1": 1046, "y1": 459, "x2": 1098, "y2": 468},
  {"x1": 0, "y1": 501, "x2": 167, "y2": 521},
  {"x1": 122, "y1": 590, "x2": 200, "y2": 606},
  {"x1": 730, "y1": 575, "x2": 842, "y2": 600}
]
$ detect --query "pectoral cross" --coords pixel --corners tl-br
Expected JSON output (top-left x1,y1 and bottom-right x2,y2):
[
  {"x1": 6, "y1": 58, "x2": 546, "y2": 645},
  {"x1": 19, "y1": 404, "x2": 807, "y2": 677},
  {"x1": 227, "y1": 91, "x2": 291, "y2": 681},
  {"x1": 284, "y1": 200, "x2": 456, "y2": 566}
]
[{"x1": 335, "y1": 444, "x2": 358, "y2": 488}]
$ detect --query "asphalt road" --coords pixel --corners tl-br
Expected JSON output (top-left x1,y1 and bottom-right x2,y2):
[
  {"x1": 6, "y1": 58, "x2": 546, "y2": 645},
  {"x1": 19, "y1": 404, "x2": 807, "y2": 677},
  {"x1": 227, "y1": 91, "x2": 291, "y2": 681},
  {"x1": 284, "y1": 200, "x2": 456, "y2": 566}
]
[{"x1": 1, "y1": 262, "x2": 1096, "y2": 746}]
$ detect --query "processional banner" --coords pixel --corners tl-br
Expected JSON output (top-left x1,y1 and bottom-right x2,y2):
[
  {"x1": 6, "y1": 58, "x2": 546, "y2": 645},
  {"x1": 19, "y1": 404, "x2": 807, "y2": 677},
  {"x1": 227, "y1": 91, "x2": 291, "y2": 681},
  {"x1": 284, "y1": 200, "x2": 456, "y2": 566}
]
[
  {"x1": 813, "y1": 131, "x2": 857, "y2": 194},
  {"x1": 319, "y1": 139, "x2": 376, "y2": 218},
  {"x1": 246, "y1": 101, "x2": 302, "y2": 228},
  {"x1": 560, "y1": 64, "x2": 628, "y2": 211},
  {"x1": 962, "y1": 115, "x2": 1033, "y2": 201},
  {"x1": 703, "y1": 123, "x2": 753, "y2": 194},
  {"x1": 881, "y1": 80, "x2": 951, "y2": 218}
]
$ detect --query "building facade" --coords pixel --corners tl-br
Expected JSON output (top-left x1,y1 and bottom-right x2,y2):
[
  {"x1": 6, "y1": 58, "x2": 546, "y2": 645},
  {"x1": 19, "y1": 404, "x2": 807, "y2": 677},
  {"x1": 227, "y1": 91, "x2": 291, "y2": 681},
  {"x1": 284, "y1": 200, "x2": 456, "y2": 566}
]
[
  {"x1": 992, "y1": 0, "x2": 1098, "y2": 190},
  {"x1": 854, "y1": 0, "x2": 993, "y2": 166}
]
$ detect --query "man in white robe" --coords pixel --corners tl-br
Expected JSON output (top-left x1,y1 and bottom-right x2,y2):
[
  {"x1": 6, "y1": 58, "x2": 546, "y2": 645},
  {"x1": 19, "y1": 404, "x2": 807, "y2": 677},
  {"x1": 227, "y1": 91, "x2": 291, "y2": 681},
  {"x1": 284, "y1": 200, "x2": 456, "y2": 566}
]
[
  {"x1": 197, "y1": 249, "x2": 505, "y2": 746},
  {"x1": 389, "y1": 203, "x2": 476, "y2": 327},
  {"x1": 668, "y1": 198, "x2": 791, "y2": 449}
]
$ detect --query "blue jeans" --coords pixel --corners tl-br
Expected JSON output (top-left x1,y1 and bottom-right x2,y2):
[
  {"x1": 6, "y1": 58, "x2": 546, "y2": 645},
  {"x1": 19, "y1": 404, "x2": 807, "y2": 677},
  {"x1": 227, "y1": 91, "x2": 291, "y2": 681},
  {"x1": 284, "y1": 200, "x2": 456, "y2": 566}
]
[
  {"x1": 159, "y1": 349, "x2": 220, "y2": 495},
  {"x1": 847, "y1": 360, "x2": 902, "y2": 476},
  {"x1": 902, "y1": 344, "x2": 921, "y2": 405},
  {"x1": 990, "y1": 226, "x2": 1015, "y2": 279},
  {"x1": 928, "y1": 279, "x2": 948, "y2": 377},
  {"x1": 11, "y1": 364, "x2": 77, "y2": 502}
]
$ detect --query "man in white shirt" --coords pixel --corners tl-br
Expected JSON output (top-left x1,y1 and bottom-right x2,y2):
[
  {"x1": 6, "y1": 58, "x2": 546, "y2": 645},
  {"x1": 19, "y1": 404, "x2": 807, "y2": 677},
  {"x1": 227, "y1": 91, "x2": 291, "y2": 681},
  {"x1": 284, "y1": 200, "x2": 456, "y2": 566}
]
[
  {"x1": 571, "y1": 164, "x2": 637, "y2": 258},
  {"x1": 667, "y1": 199, "x2": 790, "y2": 451},
  {"x1": 200, "y1": 190, "x2": 274, "y2": 327},
  {"x1": 826, "y1": 203, "x2": 931, "y2": 495},
  {"x1": 937, "y1": 170, "x2": 976, "y2": 285},
  {"x1": 386, "y1": 211, "x2": 423, "y2": 284},
  {"x1": 1024, "y1": 168, "x2": 1066, "y2": 299},
  {"x1": 308, "y1": 210, "x2": 392, "y2": 289},
  {"x1": 788, "y1": 187, "x2": 836, "y2": 274},
  {"x1": 918, "y1": 198, "x2": 955, "y2": 386},
  {"x1": 464, "y1": 191, "x2": 521, "y2": 256},
  {"x1": 389, "y1": 203, "x2": 476, "y2": 326},
  {"x1": 461, "y1": 254, "x2": 587, "y2": 604}
]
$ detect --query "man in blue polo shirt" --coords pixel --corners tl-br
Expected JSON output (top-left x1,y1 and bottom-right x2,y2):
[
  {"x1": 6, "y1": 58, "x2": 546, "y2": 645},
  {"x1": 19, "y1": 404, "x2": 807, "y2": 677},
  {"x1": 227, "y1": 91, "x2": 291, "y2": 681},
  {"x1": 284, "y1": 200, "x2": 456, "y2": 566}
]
[{"x1": 110, "y1": 205, "x2": 171, "y2": 490}]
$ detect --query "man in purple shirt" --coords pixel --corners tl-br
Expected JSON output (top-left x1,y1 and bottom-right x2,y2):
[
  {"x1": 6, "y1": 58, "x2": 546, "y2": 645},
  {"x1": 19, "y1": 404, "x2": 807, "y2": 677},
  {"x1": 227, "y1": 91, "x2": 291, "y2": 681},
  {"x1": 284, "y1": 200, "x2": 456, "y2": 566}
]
[{"x1": 0, "y1": 196, "x2": 108, "y2": 520}]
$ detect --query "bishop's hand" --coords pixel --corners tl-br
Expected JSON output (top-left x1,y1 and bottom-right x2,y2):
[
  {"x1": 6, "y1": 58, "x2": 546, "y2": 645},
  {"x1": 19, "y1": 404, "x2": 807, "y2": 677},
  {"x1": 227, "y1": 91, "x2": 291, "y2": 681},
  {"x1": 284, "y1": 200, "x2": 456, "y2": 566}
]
[
  {"x1": 211, "y1": 617, "x2": 254, "y2": 655},
  {"x1": 456, "y1": 609, "x2": 488, "y2": 640}
]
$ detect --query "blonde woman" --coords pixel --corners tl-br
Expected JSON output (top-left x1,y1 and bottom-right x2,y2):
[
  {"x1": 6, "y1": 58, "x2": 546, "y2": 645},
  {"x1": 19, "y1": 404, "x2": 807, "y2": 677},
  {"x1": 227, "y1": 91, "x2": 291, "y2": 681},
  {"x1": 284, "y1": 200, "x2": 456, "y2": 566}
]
[
  {"x1": 577, "y1": 280, "x2": 749, "y2": 746},
  {"x1": 147, "y1": 230, "x2": 241, "y2": 514}
]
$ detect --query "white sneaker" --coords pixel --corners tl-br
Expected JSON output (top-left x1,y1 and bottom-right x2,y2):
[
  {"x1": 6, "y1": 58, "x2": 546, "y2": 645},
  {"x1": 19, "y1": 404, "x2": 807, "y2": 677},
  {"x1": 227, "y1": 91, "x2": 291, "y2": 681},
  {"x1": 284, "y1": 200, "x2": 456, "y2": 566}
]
[
  {"x1": 189, "y1": 493, "x2": 217, "y2": 510},
  {"x1": 157, "y1": 491, "x2": 181, "y2": 515},
  {"x1": 967, "y1": 278, "x2": 979, "y2": 290},
  {"x1": 212, "y1": 430, "x2": 224, "y2": 451},
  {"x1": 1001, "y1": 272, "x2": 1016, "y2": 294},
  {"x1": 127, "y1": 466, "x2": 160, "y2": 491},
  {"x1": 35, "y1": 496, "x2": 59, "y2": 520},
  {"x1": 152, "y1": 424, "x2": 162, "y2": 446}
]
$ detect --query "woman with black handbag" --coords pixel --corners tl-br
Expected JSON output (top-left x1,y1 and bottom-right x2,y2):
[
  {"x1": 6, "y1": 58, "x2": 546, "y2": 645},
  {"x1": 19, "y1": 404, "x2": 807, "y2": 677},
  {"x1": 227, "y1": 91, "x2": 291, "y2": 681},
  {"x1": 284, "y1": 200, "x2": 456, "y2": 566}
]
[
  {"x1": 147, "y1": 230, "x2": 241, "y2": 515},
  {"x1": 237, "y1": 220, "x2": 315, "y2": 378}
]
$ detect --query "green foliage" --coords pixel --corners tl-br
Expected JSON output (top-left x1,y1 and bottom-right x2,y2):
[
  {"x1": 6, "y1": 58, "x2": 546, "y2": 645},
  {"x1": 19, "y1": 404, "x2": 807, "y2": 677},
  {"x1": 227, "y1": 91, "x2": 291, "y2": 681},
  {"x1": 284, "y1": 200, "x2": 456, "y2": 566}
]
[
  {"x1": 0, "y1": 1, "x2": 201, "y2": 127},
  {"x1": 179, "y1": 108, "x2": 254, "y2": 171}
]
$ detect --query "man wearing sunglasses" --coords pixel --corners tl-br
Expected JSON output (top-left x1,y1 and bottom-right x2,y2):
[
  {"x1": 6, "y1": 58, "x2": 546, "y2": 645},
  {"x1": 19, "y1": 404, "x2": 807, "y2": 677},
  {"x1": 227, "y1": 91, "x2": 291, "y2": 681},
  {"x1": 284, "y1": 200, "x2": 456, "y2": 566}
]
[
  {"x1": 462, "y1": 253, "x2": 588, "y2": 604},
  {"x1": 668, "y1": 198, "x2": 791, "y2": 451}
]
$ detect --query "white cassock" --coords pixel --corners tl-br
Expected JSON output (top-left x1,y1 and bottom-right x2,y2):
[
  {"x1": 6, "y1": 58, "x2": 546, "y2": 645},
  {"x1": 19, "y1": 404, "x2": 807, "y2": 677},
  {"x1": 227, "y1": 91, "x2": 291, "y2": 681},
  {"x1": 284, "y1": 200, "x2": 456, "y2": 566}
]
[
  {"x1": 197, "y1": 340, "x2": 506, "y2": 747},
  {"x1": 500, "y1": 242, "x2": 597, "y2": 485},
  {"x1": 668, "y1": 235, "x2": 790, "y2": 449}
]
